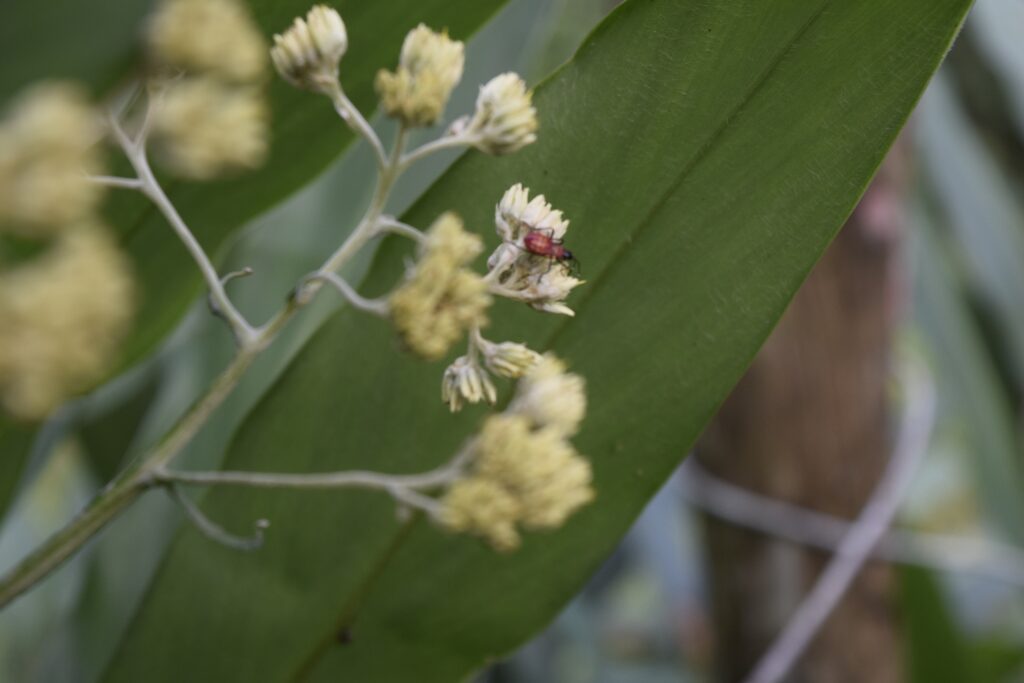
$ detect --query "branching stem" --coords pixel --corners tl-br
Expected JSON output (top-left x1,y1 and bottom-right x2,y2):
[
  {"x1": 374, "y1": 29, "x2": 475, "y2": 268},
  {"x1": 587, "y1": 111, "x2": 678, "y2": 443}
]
[{"x1": 0, "y1": 89, "x2": 447, "y2": 610}]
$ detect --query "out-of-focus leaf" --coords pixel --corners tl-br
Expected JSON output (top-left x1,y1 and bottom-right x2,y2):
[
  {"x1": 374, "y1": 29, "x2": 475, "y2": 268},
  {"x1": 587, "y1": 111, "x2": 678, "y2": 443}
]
[
  {"x1": 917, "y1": 74, "x2": 1024, "y2": 389},
  {"x1": 910, "y1": 204, "x2": 1024, "y2": 541},
  {"x1": 0, "y1": 418, "x2": 33, "y2": 521},
  {"x1": 101, "y1": 0, "x2": 972, "y2": 679},
  {"x1": 968, "y1": 0, "x2": 1024, "y2": 141},
  {"x1": 901, "y1": 566, "x2": 972, "y2": 683}
]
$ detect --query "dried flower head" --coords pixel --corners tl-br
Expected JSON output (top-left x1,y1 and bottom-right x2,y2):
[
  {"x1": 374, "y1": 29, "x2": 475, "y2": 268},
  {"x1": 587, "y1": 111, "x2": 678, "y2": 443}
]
[
  {"x1": 0, "y1": 83, "x2": 104, "y2": 236},
  {"x1": 487, "y1": 184, "x2": 583, "y2": 316},
  {"x1": 375, "y1": 24, "x2": 464, "y2": 127},
  {"x1": 389, "y1": 213, "x2": 490, "y2": 360},
  {"x1": 0, "y1": 226, "x2": 135, "y2": 420},
  {"x1": 151, "y1": 78, "x2": 268, "y2": 179},
  {"x1": 441, "y1": 355, "x2": 497, "y2": 412},
  {"x1": 508, "y1": 354, "x2": 586, "y2": 437},
  {"x1": 147, "y1": 0, "x2": 267, "y2": 82},
  {"x1": 271, "y1": 5, "x2": 348, "y2": 91},
  {"x1": 440, "y1": 411, "x2": 594, "y2": 552},
  {"x1": 459, "y1": 73, "x2": 537, "y2": 155}
]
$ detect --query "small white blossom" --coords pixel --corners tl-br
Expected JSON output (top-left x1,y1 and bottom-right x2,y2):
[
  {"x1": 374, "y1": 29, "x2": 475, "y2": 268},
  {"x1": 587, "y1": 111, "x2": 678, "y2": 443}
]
[
  {"x1": 441, "y1": 356, "x2": 497, "y2": 412},
  {"x1": 486, "y1": 184, "x2": 583, "y2": 316},
  {"x1": 493, "y1": 182, "x2": 568, "y2": 244},
  {"x1": 271, "y1": 5, "x2": 348, "y2": 91},
  {"x1": 460, "y1": 73, "x2": 537, "y2": 155}
]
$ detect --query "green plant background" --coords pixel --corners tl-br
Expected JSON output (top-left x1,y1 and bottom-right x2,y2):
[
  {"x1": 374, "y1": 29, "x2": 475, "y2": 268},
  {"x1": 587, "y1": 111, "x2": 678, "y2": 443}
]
[{"x1": 3, "y1": 0, "x2": 1019, "y2": 681}]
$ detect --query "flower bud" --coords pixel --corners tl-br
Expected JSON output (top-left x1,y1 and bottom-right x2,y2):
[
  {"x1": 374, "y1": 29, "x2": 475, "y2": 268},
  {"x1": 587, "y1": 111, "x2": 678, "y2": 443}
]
[
  {"x1": 464, "y1": 73, "x2": 537, "y2": 155},
  {"x1": 441, "y1": 356, "x2": 497, "y2": 412},
  {"x1": 271, "y1": 5, "x2": 348, "y2": 91},
  {"x1": 375, "y1": 24, "x2": 464, "y2": 127},
  {"x1": 482, "y1": 341, "x2": 541, "y2": 378}
]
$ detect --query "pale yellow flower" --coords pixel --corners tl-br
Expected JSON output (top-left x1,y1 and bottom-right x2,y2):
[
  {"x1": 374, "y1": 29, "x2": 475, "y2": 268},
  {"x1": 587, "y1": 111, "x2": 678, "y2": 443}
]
[
  {"x1": 375, "y1": 25, "x2": 464, "y2": 127},
  {"x1": 0, "y1": 83, "x2": 104, "y2": 236},
  {"x1": 439, "y1": 411, "x2": 594, "y2": 551},
  {"x1": 148, "y1": 0, "x2": 267, "y2": 82},
  {"x1": 440, "y1": 478, "x2": 522, "y2": 552},
  {"x1": 389, "y1": 213, "x2": 490, "y2": 360},
  {"x1": 151, "y1": 78, "x2": 268, "y2": 179},
  {"x1": 508, "y1": 354, "x2": 587, "y2": 437},
  {"x1": 0, "y1": 226, "x2": 135, "y2": 420}
]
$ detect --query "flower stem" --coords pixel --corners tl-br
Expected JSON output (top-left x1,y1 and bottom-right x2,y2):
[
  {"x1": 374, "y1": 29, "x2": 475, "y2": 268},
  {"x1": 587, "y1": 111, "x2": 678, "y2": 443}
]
[{"x1": 0, "y1": 113, "x2": 413, "y2": 611}]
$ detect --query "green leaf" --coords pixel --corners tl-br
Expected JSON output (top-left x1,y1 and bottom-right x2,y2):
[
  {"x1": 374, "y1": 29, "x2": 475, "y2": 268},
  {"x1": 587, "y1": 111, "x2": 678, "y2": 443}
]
[
  {"x1": 911, "y1": 194, "x2": 1024, "y2": 541},
  {"x1": 900, "y1": 566, "x2": 972, "y2": 683},
  {"x1": 0, "y1": 417, "x2": 33, "y2": 520},
  {"x1": 104, "y1": 0, "x2": 972, "y2": 680}
]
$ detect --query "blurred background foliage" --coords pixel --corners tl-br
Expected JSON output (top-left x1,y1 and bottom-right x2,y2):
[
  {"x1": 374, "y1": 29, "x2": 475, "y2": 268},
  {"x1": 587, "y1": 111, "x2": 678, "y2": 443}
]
[{"x1": 1, "y1": 0, "x2": 1021, "y2": 680}]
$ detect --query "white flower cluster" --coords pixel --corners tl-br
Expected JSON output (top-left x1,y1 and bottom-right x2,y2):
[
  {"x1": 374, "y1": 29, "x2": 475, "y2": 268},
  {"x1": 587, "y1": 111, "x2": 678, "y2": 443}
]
[{"x1": 271, "y1": 5, "x2": 349, "y2": 92}]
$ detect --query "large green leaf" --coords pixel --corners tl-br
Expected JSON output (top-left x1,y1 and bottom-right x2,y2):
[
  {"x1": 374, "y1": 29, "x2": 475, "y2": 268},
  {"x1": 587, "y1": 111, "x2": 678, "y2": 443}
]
[{"x1": 104, "y1": 0, "x2": 972, "y2": 680}]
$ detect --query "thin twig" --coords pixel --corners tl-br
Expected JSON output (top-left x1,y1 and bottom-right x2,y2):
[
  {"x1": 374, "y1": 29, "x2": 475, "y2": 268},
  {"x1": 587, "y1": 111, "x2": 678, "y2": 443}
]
[
  {"x1": 107, "y1": 110, "x2": 257, "y2": 346},
  {"x1": 154, "y1": 464, "x2": 462, "y2": 491},
  {"x1": 327, "y1": 84, "x2": 388, "y2": 170},
  {"x1": 680, "y1": 461, "x2": 1024, "y2": 587},
  {"x1": 302, "y1": 271, "x2": 389, "y2": 317},
  {"x1": 376, "y1": 216, "x2": 427, "y2": 244},
  {"x1": 399, "y1": 133, "x2": 478, "y2": 171},
  {"x1": 88, "y1": 175, "x2": 144, "y2": 190},
  {"x1": 166, "y1": 484, "x2": 267, "y2": 551},
  {"x1": 741, "y1": 361, "x2": 938, "y2": 683}
]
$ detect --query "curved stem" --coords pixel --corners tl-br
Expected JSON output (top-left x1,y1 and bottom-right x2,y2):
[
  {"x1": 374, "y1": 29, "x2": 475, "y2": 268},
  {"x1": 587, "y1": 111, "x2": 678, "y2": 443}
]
[
  {"x1": 327, "y1": 84, "x2": 388, "y2": 171},
  {"x1": 303, "y1": 272, "x2": 388, "y2": 317},
  {"x1": 166, "y1": 484, "x2": 268, "y2": 551},
  {"x1": 398, "y1": 133, "x2": 479, "y2": 172},
  {"x1": 375, "y1": 217, "x2": 426, "y2": 244},
  {"x1": 106, "y1": 111, "x2": 257, "y2": 346}
]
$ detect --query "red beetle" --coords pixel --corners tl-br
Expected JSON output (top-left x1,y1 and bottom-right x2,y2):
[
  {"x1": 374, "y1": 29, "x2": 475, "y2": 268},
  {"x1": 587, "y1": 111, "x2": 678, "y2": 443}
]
[{"x1": 522, "y1": 228, "x2": 580, "y2": 276}]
